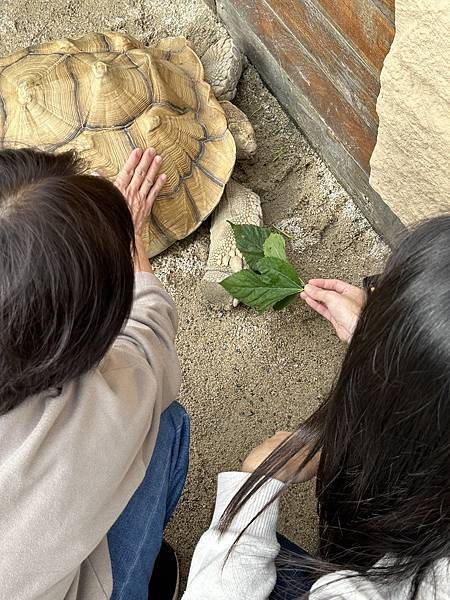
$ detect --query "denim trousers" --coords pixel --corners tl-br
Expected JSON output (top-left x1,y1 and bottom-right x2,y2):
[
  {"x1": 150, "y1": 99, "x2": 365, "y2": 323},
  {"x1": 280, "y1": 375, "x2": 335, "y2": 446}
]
[
  {"x1": 106, "y1": 401, "x2": 311, "y2": 599},
  {"x1": 107, "y1": 402, "x2": 190, "y2": 600},
  {"x1": 270, "y1": 534, "x2": 314, "y2": 599}
]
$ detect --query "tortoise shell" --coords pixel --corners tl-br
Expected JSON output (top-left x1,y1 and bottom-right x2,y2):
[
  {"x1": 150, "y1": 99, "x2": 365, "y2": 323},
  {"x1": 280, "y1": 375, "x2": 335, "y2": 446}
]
[{"x1": 0, "y1": 32, "x2": 236, "y2": 256}]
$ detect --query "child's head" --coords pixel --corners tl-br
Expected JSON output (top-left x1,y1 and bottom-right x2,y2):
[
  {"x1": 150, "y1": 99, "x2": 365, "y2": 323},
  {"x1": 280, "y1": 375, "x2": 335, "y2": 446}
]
[
  {"x1": 222, "y1": 215, "x2": 450, "y2": 594},
  {"x1": 0, "y1": 148, "x2": 135, "y2": 413},
  {"x1": 317, "y1": 215, "x2": 450, "y2": 575}
]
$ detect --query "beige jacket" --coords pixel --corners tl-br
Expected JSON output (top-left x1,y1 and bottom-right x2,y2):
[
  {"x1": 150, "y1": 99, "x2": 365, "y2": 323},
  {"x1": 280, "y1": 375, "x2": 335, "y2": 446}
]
[{"x1": 0, "y1": 272, "x2": 180, "y2": 599}]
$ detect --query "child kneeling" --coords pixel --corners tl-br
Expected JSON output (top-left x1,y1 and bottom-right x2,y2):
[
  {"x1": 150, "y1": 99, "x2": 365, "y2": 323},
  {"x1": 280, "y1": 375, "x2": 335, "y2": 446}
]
[{"x1": 0, "y1": 148, "x2": 188, "y2": 599}]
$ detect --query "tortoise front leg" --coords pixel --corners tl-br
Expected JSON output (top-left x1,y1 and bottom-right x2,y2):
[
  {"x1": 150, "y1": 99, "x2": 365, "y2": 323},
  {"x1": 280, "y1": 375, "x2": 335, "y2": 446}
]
[{"x1": 201, "y1": 179, "x2": 262, "y2": 308}]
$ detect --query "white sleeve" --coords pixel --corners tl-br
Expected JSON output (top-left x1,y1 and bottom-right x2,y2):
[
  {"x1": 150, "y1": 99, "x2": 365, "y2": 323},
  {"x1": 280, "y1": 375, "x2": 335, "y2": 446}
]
[{"x1": 183, "y1": 472, "x2": 285, "y2": 600}]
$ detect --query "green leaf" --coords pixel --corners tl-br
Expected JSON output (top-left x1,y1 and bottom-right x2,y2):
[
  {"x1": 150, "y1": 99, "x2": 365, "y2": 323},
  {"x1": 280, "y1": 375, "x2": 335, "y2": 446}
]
[
  {"x1": 263, "y1": 233, "x2": 287, "y2": 262},
  {"x1": 255, "y1": 256, "x2": 304, "y2": 289},
  {"x1": 220, "y1": 256, "x2": 304, "y2": 312},
  {"x1": 228, "y1": 222, "x2": 272, "y2": 268},
  {"x1": 273, "y1": 294, "x2": 298, "y2": 311},
  {"x1": 220, "y1": 269, "x2": 271, "y2": 312}
]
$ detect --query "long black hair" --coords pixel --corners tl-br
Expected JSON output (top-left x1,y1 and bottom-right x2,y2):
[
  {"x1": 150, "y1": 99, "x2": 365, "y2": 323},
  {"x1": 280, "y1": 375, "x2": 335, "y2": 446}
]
[
  {"x1": 221, "y1": 216, "x2": 450, "y2": 598},
  {"x1": 0, "y1": 148, "x2": 135, "y2": 413}
]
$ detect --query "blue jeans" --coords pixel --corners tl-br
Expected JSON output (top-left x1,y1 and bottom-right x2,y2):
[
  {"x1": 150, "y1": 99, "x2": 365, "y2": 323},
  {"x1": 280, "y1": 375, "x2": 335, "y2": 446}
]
[
  {"x1": 107, "y1": 402, "x2": 190, "y2": 600},
  {"x1": 270, "y1": 534, "x2": 314, "y2": 599}
]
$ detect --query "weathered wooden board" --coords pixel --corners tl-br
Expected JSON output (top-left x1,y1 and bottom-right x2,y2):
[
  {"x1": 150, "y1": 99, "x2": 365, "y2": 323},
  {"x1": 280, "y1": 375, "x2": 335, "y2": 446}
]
[
  {"x1": 219, "y1": 0, "x2": 405, "y2": 244},
  {"x1": 264, "y1": 0, "x2": 380, "y2": 126},
  {"x1": 317, "y1": 0, "x2": 395, "y2": 71},
  {"x1": 374, "y1": 0, "x2": 395, "y2": 21},
  {"x1": 224, "y1": 0, "x2": 376, "y2": 170}
]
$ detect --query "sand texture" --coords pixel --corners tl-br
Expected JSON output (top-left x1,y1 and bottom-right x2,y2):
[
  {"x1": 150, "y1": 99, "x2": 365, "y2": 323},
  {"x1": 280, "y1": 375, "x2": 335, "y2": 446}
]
[{"x1": 0, "y1": 0, "x2": 388, "y2": 587}]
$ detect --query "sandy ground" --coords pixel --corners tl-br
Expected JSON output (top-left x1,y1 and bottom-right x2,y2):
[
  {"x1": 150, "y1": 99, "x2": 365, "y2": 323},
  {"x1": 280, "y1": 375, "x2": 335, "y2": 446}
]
[{"x1": 0, "y1": 0, "x2": 389, "y2": 589}]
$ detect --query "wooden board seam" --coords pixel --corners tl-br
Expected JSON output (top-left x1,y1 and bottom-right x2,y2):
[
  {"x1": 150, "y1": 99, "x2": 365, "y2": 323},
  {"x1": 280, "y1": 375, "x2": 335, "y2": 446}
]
[
  {"x1": 275, "y1": 0, "x2": 381, "y2": 80},
  {"x1": 218, "y1": 0, "x2": 405, "y2": 245},
  {"x1": 259, "y1": 0, "x2": 380, "y2": 130}
]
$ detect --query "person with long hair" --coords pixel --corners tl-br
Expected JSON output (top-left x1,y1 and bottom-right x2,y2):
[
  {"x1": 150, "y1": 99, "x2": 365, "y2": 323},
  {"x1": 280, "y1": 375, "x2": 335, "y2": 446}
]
[
  {"x1": 183, "y1": 215, "x2": 450, "y2": 599},
  {"x1": 0, "y1": 147, "x2": 187, "y2": 600}
]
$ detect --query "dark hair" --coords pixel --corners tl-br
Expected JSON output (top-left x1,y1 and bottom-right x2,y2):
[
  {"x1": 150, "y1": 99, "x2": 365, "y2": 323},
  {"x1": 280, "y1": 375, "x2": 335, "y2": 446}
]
[
  {"x1": 0, "y1": 148, "x2": 135, "y2": 413},
  {"x1": 221, "y1": 215, "x2": 450, "y2": 598}
]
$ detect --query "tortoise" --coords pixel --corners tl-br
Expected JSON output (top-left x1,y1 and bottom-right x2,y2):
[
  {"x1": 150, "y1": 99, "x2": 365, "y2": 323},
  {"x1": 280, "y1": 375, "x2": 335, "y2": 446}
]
[{"x1": 0, "y1": 31, "x2": 261, "y2": 306}]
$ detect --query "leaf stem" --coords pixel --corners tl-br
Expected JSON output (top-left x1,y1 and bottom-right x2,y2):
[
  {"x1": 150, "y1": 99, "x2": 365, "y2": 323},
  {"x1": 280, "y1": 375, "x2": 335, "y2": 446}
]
[{"x1": 272, "y1": 225, "x2": 294, "y2": 240}]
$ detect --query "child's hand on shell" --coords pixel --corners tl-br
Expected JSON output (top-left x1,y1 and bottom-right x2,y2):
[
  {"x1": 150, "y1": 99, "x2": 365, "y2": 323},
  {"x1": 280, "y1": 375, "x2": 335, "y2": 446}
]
[{"x1": 114, "y1": 148, "x2": 166, "y2": 237}]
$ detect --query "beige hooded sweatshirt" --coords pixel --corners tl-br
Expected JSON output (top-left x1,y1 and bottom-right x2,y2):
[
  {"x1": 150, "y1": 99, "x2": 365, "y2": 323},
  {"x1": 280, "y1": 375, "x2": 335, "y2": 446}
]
[{"x1": 0, "y1": 272, "x2": 180, "y2": 599}]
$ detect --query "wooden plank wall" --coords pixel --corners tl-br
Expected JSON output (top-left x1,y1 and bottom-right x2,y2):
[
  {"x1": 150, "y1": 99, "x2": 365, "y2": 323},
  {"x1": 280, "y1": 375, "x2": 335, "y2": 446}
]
[{"x1": 218, "y1": 0, "x2": 406, "y2": 245}]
